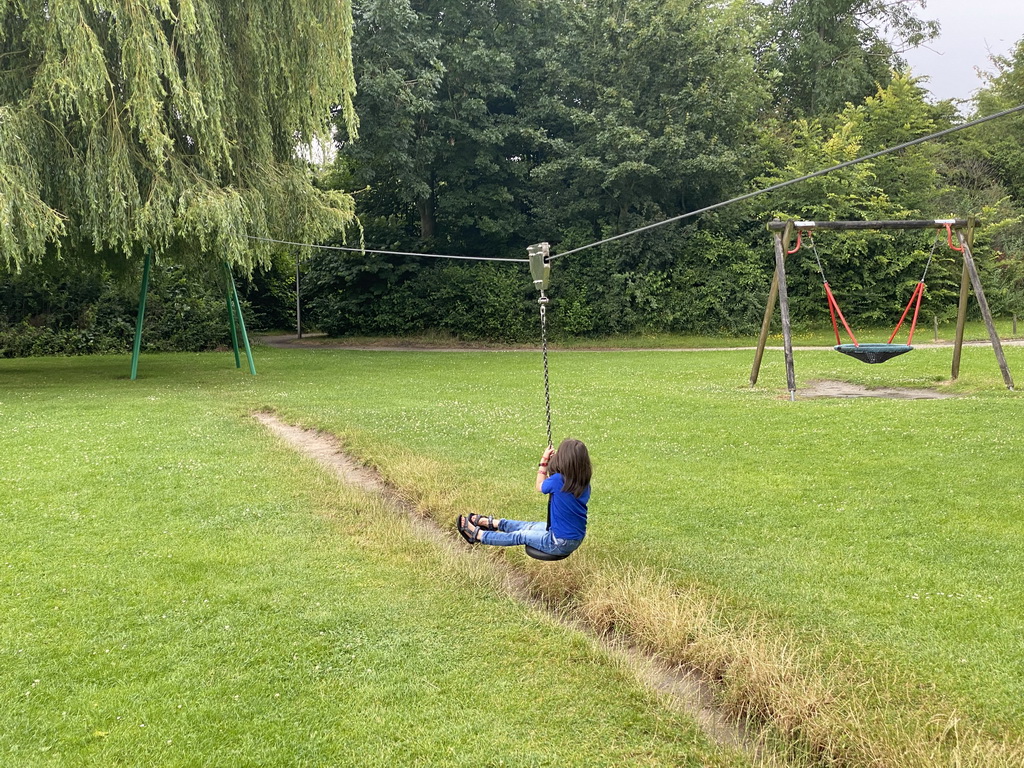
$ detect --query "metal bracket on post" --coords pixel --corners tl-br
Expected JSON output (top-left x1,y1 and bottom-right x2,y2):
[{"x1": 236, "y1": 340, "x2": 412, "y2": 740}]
[{"x1": 528, "y1": 242, "x2": 550, "y2": 292}]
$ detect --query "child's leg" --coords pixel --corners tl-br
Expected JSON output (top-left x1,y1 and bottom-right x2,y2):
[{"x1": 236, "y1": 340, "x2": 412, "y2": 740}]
[
  {"x1": 497, "y1": 519, "x2": 546, "y2": 533},
  {"x1": 480, "y1": 520, "x2": 553, "y2": 549}
]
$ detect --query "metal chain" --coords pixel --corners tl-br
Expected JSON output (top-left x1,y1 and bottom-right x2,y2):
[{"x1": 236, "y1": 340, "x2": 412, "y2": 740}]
[
  {"x1": 808, "y1": 233, "x2": 828, "y2": 283},
  {"x1": 539, "y1": 291, "x2": 553, "y2": 449},
  {"x1": 920, "y1": 232, "x2": 940, "y2": 282}
]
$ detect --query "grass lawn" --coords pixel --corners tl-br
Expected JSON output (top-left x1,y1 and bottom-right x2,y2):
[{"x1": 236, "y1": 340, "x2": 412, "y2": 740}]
[
  {"x1": 0, "y1": 355, "x2": 748, "y2": 767},
  {"x1": 245, "y1": 341, "x2": 1024, "y2": 744},
  {"x1": 3, "y1": 338, "x2": 1023, "y2": 764}
]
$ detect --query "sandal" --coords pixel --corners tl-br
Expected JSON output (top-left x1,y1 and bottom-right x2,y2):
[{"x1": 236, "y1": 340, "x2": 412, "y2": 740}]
[
  {"x1": 457, "y1": 515, "x2": 482, "y2": 545},
  {"x1": 467, "y1": 513, "x2": 498, "y2": 530}
]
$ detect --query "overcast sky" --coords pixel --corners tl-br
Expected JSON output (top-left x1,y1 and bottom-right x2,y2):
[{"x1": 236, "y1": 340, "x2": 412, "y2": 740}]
[{"x1": 902, "y1": 0, "x2": 1023, "y2": 103}]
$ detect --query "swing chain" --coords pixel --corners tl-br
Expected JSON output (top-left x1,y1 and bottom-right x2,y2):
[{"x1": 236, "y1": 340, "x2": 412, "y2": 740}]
[
  {"x1": 539, "y1": 290, "x2": 553, "y2": 449},
  {"x1": 920, "y1": 231, "x2": 941, "y2": 282},
  {"x1": 807, "y1": 233, "x2": 827, "y2": 283}
]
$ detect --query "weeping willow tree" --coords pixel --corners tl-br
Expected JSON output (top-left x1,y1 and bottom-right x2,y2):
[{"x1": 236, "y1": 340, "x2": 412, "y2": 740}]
[{"x1": 0, "y1": 1, "x2": 359, "y2": 272}]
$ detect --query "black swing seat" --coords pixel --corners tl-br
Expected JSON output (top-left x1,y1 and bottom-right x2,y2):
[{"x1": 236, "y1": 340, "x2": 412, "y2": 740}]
[
  {"x1": 835, "y1": 343, "x2": 913, "y2": 364},
  {"x1": 524, "y1": 545, "x2": 571, "y2": 562}
]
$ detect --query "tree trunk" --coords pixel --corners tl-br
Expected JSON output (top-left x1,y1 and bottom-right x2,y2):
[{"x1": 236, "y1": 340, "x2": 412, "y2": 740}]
[{"x1": 417, "y1": 187, "x2": 436, "y2": 240}]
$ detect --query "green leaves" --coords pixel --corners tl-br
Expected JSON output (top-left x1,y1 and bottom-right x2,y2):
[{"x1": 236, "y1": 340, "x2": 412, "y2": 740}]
[
  {"x1": 764, "y1": 0, "x2": 938, "y2": 116},
  {"x1": 0, "y1": 108, "x2": 68, "y2": 268},
  {"x1": 0, "y1": 1, "x2": 359, "y2": 271}
]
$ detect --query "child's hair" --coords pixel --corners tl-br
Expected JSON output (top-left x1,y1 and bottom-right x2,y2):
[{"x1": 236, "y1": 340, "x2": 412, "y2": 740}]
[{"x1": 549, "y1": 438, "x2": 592, "y2": 498}]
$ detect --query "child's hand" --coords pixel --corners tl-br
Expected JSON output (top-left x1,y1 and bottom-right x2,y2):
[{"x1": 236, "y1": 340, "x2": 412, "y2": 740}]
[{"x1": 540, "y1": 447, "x2": 556, "y2": 465}]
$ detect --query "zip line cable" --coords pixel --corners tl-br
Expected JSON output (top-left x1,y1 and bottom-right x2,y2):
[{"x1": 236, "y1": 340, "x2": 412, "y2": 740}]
[
  {"x1": 246, "y1": 235, "x2": 528, "y2": 263},
  {"x1": 247, "y1": 103, "x2": 1024, "y2": 265},
  {"x1": 548, "y1": 102, "x2": 1024, "y2": 262}
]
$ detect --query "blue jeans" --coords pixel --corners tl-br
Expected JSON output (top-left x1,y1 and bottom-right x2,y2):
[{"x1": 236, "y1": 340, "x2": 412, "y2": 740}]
[{"x1": 479, "y1": 519, "x2": 583, "y2": 556}]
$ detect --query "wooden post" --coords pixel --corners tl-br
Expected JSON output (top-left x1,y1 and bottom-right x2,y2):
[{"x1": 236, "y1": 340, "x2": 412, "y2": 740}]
[
  {"x1": 959, "y1": 232, "x2": 1014, "y2": 390},
  {"x1": 951, "y1": 259, "x2": 970, "y2": 381},
  {"x1": 766, "y1": 219, "x2": 970, "y2": 232},
  {"x1": 295, "y1": 252, "x2": 303, "y2": 339},
  {"x1": 749, "y1": 272, "x2": 779, "y2": 387},
  {"x1": 773, "y1": 230, "x2": 797, "y2": 399},
  {"x1": 751, "y1": 222, "x2": 793, "y2": 388}
]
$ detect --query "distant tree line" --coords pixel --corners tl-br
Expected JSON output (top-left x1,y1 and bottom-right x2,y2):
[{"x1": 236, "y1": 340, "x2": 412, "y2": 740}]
[{"x1": 3, "y1": 0, "x2": 1024, "y2": 354}]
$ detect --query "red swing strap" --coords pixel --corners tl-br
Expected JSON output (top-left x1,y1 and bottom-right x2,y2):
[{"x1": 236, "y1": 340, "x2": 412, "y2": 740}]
[
  {"x1": 888, "y1": 227, "x2": 949, "y2": 344},
  {"x1": 888, "y1": 281, "x2": 925, "y2": 344},
  {"x1": 823, "y1": 281, "x2": 859, "y2": 346},
  {"x1": 797, "y1": 231, "x2": 859, "y2": 347}
]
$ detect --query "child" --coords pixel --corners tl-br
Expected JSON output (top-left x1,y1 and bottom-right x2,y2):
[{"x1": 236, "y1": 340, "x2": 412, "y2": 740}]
[{"x1": 457, "y1": 438, "x2": 592, "y2": 557}]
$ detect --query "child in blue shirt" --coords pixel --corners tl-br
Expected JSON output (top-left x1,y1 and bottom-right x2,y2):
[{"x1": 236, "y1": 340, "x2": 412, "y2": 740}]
[{"x1": 458, "y1": 438, "x2": 592, "y2": 557}]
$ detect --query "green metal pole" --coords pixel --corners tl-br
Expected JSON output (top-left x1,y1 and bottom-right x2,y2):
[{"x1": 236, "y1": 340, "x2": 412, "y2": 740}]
[
  {"x1": 130, "y1": 250, "x2": 152, "y2": 380},
  {"x1": 224, "y1": 263, "x2": 242, "y2": 368},
  {"x1": 225, "y1": 261, "x2": 257, "y2": 375}
]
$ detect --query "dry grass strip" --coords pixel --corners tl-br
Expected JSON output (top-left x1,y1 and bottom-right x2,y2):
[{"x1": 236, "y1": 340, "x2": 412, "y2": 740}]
[{"x1": 382, "y1": 459, "x2": 1024, "y2": 766}]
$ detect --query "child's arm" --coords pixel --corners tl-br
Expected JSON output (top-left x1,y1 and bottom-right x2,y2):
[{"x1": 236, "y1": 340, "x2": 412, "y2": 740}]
[{"x1": 535, "y1": 446, "x2": 555, "y2": 492}]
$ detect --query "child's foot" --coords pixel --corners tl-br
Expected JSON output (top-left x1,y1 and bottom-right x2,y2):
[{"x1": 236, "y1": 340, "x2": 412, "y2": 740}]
[
  {"x1": 467, "y1": 513, "x2": 499, "y2": 530},
  {"x1": 457, "y1": 515, "x2": 483, "y2": 544}
]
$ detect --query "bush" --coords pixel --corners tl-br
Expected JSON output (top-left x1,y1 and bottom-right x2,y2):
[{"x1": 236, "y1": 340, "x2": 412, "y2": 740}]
[
  {"x1": 0, "y1": 259, "x2": 247, "y2": 358},
  {"x1": 305, "y1": 254, "x2": 535, "y2": 342}
]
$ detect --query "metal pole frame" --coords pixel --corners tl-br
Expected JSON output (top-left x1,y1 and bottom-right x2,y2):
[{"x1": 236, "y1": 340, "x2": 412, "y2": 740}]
[
  {"x1": 295, "y1": 251, "x2": 303, "y2": 340},
  {"x1": 224, "y1": 261, "x2": 257, "y2": 376},
  {"x1": 130, "y1": 249, "x2": 152, "y2": 380},
  {"x1": 225, "y1": 265, "x2": 242, "y2": 369}
]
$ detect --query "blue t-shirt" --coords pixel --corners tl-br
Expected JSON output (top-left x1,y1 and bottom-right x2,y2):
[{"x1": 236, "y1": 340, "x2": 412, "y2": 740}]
[{"x1": 541, "y1": 473, "x2": 590, "y2": 541}]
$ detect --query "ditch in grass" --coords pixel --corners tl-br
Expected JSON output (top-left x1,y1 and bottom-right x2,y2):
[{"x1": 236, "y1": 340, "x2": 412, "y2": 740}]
[{"x1": 276, "y1": 419, "x2": 1023, "y2": 768}]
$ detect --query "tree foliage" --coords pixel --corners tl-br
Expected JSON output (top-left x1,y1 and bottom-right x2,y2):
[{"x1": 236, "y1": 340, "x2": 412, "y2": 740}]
[
  {"x1": 335, "y1": 0, "x2": 560, "y2": 253},
  {"x1": 314, "y1": 0, "x2": 774, "y2": 338},
  {"x1": 0, "y1": 1, "x2": 359, "y2": 271},
  {"x1": 762, "y1": 0, "x2": 937, "y2": 116},
  {"x1": 531, "y1": 0, "x2": 769, "y2": 240},
  {"x1": 6, "y1": 4, "x2": 1024, "y2": 348}
]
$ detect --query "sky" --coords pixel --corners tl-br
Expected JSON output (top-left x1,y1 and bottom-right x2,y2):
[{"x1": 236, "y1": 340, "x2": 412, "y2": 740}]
[{"x1": 901, "y1": 0, "x2": 1023, "y2": 103}]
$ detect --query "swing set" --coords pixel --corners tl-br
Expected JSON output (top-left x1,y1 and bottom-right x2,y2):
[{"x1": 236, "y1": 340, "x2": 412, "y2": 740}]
[{"x1": 750, "y1": 218, "x2": 1015, "y2": 399}]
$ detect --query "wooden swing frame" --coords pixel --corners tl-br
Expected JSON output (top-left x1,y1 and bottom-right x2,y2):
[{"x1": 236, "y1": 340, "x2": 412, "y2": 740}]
[{"x1": 750, "y1": 218, "x2": 1015, "y2": 400}]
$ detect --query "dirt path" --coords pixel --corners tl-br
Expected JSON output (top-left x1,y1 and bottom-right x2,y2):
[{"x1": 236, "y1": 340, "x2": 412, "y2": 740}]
[
  {"x1": 257, "y1": 332, "x2": 1024, "y2": 354},
  {"x1": 799, "y1": 379, "x2": 955, "y2": 399},
  {"x1": 252, "y1": 411, "x2": 756, "y2": 760}
]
